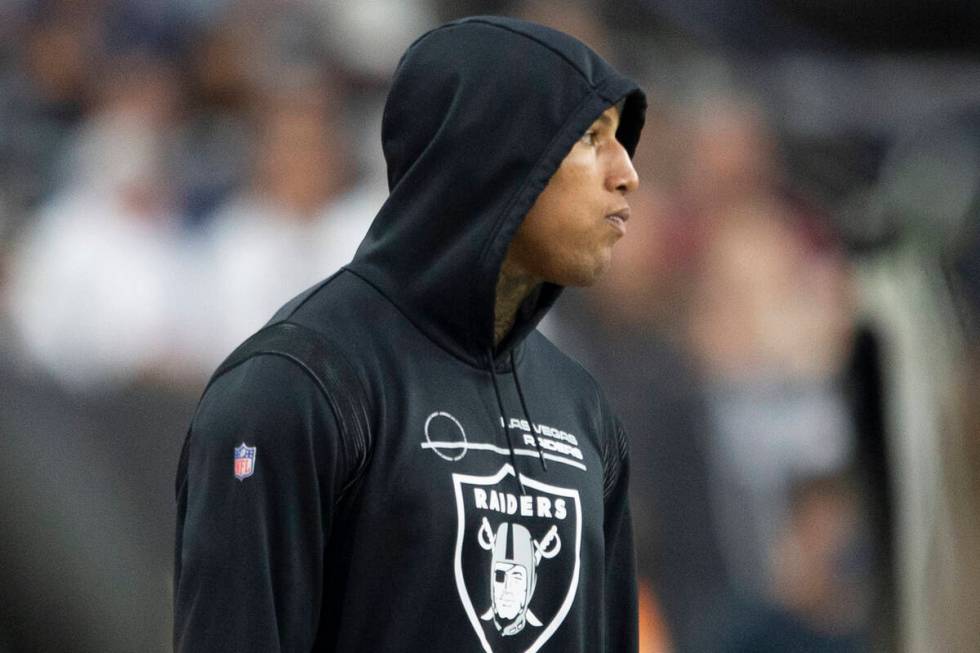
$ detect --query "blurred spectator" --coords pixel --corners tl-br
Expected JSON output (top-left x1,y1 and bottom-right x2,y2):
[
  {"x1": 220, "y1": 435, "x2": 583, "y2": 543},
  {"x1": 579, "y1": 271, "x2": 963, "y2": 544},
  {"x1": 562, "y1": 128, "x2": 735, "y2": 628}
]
[
  {"x1": 680, "y1": 96, "x2": 778, "y2": 220},
  {"x1": 175, "y1": 6, "x2": 257, "y2": 223},
  {"x1": 683, "y1": 96, "x2": 873, "y2": 649},
  {"x1": 6, "y1": 49, "x2": 188, "y2": 390},
  {"x1": 189, "y1": 72, "x2": 376, "y2": 373},
  {"x1": 0, "y1": 1, "x2": 101, "y2": 232},
  {"x1": 722, "y1": 475, "x2": 871, "y2": 653},
  {"x1": 771, "y1": 476, "x2": 871, "y2": 641},
  {"x1": 320, "y1": 0, "x2": 438, "y2": 82}
]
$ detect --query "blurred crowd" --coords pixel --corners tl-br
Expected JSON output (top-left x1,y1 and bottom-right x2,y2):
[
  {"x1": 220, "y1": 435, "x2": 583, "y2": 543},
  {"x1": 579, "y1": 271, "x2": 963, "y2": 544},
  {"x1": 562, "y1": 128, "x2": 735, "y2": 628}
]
[
  {"x1": 2, "y1": 1, "x2": 980, "y2": 652},
  {"x1": 0, "y1": 0, "x2": 404, "y2": 387}
]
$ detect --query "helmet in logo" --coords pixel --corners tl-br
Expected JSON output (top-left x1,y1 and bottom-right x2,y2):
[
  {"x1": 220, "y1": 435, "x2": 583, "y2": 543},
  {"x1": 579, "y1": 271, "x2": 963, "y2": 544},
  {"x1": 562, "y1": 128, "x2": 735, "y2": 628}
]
[{"x1": 478, "y1": 518, "x2": 561, "y2": 636}]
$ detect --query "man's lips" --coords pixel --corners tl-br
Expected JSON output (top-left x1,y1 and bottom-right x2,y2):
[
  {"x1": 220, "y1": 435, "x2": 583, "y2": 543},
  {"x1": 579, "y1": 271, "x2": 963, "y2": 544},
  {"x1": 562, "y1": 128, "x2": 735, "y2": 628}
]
[{"x1": 604, "y1": 207, "x2": 630, "y2": 236}]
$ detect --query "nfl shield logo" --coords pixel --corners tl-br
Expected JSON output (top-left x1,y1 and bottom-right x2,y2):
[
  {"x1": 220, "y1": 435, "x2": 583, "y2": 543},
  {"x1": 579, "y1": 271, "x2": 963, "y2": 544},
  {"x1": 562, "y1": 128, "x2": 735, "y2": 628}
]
[{"x1": 233, "y1": 442, "x2": 256, "y2": 480}]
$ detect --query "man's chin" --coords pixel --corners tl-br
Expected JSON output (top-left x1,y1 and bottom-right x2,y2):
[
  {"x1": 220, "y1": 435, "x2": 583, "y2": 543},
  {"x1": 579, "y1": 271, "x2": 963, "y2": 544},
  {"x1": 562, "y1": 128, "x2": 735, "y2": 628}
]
[
  {"x1": 554, "y1": 260, "x2": 610, "y2": 288},
  {"x1": 577, "y1": 263, "x2": 611, "y2": 287},
  {"x1": 496, "y1": 605, "x2": 521, "y2": 620}
]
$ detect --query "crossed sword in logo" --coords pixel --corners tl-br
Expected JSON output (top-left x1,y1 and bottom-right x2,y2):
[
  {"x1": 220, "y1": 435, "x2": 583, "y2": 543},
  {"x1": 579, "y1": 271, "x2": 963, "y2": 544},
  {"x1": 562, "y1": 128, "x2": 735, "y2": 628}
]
[{"x1": 477, "y1": 516, "x2": 562, "y2": 628}]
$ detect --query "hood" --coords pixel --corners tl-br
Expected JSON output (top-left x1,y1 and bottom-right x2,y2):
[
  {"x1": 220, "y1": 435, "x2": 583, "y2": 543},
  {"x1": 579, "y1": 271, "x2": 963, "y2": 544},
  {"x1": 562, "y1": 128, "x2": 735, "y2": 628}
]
[{"x1": 348, "y1": 16, "x2": 646, "y2": 366}]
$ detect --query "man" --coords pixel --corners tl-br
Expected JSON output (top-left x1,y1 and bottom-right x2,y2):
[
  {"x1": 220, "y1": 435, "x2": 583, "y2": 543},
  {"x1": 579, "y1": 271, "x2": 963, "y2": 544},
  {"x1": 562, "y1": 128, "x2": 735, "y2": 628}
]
[{"x1": 174, "y1": 15, "x2": 644, "y2": 652}]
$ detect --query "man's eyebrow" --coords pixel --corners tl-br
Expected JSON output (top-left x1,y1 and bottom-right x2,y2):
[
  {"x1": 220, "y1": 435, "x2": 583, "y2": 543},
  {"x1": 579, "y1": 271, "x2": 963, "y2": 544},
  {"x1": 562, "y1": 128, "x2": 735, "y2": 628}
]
[{"x1": 595, "y1": 112, "x2": 614, "y2": 127}]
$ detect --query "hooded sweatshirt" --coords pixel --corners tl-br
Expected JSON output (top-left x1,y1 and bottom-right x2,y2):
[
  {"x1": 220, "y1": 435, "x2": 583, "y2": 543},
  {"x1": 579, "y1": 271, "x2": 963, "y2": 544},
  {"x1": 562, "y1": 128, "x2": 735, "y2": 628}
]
[{"x1": 174, "y1": 15, "x2": 646, "y2": 653}]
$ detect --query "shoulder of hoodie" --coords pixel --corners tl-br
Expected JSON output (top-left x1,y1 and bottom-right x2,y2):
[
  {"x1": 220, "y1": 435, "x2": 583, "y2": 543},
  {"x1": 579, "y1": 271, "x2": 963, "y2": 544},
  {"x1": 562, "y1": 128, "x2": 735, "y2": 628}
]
[
  {"x1": 191, "y1": 350, "x2": 337, "y2": 449},
  {"x1": 190, "y1": 273, "x2": 372, "y2": 452},
  {"x1": 275, "y1": 272, "x2": 616, "y2": 420},
  {"x1": 258, "y1": 271, "x2": 620, "y2": 434},
  {"x1": 272, "y1": 268, "x2": 431, "y2": 364}
]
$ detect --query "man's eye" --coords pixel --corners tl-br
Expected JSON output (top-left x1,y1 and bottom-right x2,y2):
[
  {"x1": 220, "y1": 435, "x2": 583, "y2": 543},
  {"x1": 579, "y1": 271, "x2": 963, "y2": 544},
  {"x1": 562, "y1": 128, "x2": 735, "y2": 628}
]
[
  {"x1": 580, "y1": 129, "x2": 598, "y2": 146},
  {"x1": 495, "y1": 570, "x2": 506, "y2": 583}
]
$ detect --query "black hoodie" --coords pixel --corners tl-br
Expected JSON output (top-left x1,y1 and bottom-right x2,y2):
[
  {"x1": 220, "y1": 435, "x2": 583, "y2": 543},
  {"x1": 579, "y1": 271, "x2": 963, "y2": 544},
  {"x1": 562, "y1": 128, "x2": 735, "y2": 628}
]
[{"x1": 174, "y1": 15, "x2": 646, "y2": 653}]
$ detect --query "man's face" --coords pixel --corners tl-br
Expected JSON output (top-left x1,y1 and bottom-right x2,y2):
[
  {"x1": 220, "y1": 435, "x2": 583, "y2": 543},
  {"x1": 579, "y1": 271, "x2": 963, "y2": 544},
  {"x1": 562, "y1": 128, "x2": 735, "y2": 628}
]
[
  {"x1": 492, "y1": 562, "x2": 529, "y2": 620},
  {"x1": 506, "y1": 105, "x2": 640, "y2": 287}
]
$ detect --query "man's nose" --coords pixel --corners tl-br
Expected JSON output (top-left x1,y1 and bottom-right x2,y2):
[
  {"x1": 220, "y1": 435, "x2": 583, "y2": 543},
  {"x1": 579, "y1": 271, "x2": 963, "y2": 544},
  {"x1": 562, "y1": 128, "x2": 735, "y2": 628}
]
[{"x1": 607, "y1": 142, "x2": 640, "y2": 194}]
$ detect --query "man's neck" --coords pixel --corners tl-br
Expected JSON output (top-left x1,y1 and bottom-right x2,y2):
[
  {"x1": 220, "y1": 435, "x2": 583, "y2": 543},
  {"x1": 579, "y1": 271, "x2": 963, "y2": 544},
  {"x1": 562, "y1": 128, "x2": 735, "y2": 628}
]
[{"x1": 494, "y1": 261, "x2": 540, "y2": 348}]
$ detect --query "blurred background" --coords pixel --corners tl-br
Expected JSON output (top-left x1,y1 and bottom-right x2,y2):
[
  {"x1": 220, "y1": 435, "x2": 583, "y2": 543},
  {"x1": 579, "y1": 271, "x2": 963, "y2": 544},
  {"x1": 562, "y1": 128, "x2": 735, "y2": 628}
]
[{"x1": 1, "y1": 1, "x2": 979, "y2": 651}]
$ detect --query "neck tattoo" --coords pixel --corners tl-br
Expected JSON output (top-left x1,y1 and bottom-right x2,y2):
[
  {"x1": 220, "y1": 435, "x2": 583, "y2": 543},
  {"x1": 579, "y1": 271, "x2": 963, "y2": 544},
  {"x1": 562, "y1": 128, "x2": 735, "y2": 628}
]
[{"x1": 494, "y1": 270, "x2": 538, "y2": 347}]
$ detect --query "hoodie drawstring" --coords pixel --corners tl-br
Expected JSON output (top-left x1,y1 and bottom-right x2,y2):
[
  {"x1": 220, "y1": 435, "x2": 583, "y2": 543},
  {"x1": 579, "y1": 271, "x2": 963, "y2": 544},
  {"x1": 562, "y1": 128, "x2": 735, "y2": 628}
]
[
  {"x1": 487, "y1": 350, "x2": 549, "y2": 495},
  {"x1": 488, "y1": 351, "x2": 527, "y2": 495},
  {"x1": 511, "y1": 350, "x2": 548, "y2": 473}
]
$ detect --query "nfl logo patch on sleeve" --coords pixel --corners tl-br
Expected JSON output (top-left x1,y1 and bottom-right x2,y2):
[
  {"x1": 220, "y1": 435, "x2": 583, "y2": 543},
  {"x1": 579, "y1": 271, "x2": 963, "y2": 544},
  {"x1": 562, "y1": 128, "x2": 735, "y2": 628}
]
[{"x1": 234, "y1": 443, "x2": 257, "y2": 480}]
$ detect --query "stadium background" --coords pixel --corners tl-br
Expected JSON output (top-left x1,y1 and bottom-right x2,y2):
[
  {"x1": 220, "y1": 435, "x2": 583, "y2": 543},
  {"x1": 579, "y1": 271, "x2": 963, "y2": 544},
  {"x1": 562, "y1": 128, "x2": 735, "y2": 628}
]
[{"x1": 1, "y1": 1, "x2": 979, "y2": 651}]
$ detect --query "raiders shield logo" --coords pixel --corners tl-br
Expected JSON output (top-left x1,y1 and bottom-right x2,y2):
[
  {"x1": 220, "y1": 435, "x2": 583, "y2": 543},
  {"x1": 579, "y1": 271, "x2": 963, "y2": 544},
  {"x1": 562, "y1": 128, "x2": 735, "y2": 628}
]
[{"x1": 452, "y1": 465, "x2": 582, "y2": 652}]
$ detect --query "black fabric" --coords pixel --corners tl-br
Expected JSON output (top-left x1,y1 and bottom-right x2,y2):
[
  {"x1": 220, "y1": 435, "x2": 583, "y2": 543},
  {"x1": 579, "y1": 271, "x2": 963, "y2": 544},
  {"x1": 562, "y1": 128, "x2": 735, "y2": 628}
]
[
  {"x1": 175, "y1": 15, "x2": 644, "y2": 652},
  {"x1": 198, "y1": 320, "x2": 372, "y2": 491}
]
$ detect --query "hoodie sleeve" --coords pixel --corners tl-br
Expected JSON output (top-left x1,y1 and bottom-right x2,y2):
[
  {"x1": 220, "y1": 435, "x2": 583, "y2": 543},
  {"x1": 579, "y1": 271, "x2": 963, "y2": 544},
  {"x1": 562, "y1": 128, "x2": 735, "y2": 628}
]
[
  {"x1": 602, "y1": 416, "x2": 639, "y2": 652},
  {"x1": 173, "y1": 354, "x2": 353, "y2": 653}
]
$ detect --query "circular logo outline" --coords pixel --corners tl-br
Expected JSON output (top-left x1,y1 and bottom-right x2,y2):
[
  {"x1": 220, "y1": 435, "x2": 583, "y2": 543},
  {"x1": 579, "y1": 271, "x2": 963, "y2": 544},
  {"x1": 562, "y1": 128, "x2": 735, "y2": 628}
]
[{"x1": 424, "y1": 411, "x2": 468, "y2": 461}]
